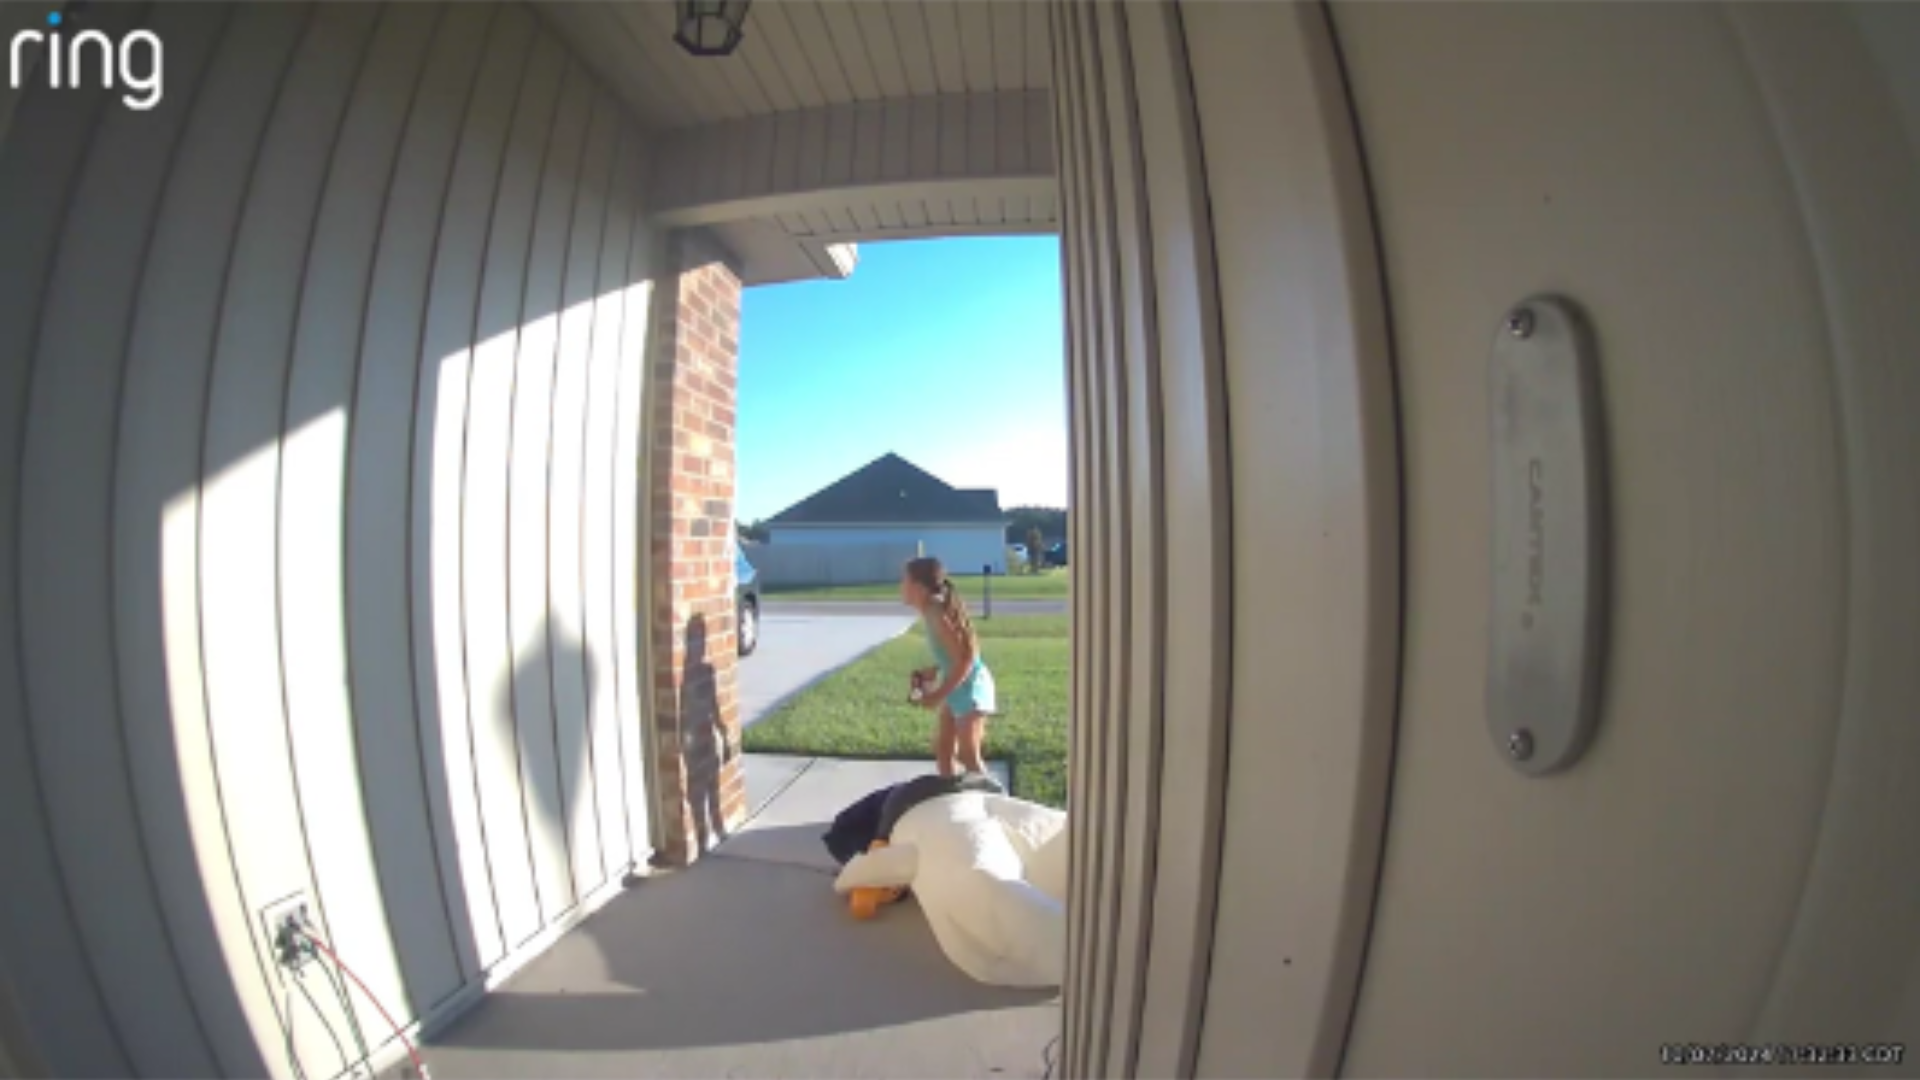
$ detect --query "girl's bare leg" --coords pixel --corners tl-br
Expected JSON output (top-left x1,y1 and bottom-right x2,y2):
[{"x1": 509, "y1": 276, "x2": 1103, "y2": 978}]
[
  {"x1": 955, "y1": 712, "x2": 989, "y2": 775},
  {"x1": 934, "y1": 707, "x2": 958, "y2": 776}
]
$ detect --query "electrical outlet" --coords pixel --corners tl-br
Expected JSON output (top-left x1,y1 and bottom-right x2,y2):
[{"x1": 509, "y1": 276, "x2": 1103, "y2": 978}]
[{"x1": 258, "y1": 892, "x2": 314, "y2": 977}]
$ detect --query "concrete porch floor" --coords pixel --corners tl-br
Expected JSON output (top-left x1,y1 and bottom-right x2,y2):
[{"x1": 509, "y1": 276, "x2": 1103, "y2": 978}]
[{"x1": 422, "y1": 755, "x2": 1056, "y2": 1080}]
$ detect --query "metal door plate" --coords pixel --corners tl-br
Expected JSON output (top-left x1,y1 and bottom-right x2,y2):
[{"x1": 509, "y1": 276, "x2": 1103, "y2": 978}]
[{"x1": 1487, "y1": 295, "x2": 1607, "y2": 776}]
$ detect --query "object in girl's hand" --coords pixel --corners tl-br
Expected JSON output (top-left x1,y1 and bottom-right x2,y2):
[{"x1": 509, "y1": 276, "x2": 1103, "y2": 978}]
[{"x1": 909, "y1": 667, "x2": 937, "y2": 704}]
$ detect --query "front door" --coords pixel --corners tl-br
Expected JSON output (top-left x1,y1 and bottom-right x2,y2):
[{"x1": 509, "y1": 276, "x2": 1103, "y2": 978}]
[{"x1": 1333, "y1": 4, "x2": 1919, "y2": 1075}]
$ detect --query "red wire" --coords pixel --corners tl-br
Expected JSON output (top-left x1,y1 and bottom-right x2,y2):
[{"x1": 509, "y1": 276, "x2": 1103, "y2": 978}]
[{"x1": 301, "y1": 931, "x2": 427, "y2": 1080}]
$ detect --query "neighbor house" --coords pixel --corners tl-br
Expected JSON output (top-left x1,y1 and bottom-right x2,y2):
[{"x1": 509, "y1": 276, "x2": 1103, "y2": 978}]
[{"x1": 766, "y1": 453, "x2": 1010, "y2": 577}]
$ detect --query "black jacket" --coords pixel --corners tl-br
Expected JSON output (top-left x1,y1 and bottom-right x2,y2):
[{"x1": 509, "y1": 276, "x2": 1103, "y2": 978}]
[{"x1": 820, "y1": 771, "x2": 1006, "y2": 865}]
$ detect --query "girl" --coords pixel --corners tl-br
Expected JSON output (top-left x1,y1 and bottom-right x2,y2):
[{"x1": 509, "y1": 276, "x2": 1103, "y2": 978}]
[{"x1": 900, "y1": 556, "x2": 996, "y2": 777}]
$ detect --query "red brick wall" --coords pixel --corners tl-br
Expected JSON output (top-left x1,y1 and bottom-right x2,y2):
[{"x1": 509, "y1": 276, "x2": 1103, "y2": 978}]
[{"x1": 646, "y1": 229, "x2": 747, "y2": 866}]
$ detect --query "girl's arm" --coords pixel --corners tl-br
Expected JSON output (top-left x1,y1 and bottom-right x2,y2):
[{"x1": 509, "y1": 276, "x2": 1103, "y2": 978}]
[{"x1": 925, "y1": 616, "x2": 977, "y2": 703}]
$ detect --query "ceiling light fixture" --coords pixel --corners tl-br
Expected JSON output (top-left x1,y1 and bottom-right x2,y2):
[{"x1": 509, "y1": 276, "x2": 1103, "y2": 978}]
[{"x1": 674, "y1": 0, "x2": 751, "y2": 58}]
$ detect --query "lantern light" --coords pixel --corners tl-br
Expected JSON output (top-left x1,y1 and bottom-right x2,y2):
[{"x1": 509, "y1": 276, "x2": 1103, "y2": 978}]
[{"x1": 674, "y1": 0, "x2": 751, "y2": 58}]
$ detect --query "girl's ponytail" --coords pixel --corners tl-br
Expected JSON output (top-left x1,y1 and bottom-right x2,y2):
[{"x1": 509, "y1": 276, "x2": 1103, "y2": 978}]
[{"x1": 937, "y1": 574, "x2": 977, "y2": 650}]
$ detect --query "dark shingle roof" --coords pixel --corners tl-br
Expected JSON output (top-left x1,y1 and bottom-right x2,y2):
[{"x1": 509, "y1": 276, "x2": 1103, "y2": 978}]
[{"x1": 767, "y1": 453, "x2": 1005, "y2": 526}]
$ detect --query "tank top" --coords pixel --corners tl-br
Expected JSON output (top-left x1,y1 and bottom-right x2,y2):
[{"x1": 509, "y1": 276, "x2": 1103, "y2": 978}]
[{"x1": 922, "y1": 614, "x2": 980, "y2": 679}]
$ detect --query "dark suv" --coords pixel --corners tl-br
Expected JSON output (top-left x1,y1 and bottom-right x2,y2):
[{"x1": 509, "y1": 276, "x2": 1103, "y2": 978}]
[{"x1": 735, "y1": 544, "x2": 761, "y2": 658}]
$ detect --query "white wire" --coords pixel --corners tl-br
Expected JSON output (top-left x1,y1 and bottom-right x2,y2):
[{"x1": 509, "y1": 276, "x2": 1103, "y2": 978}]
[
  {"x1": 283, "y1": 986, "x2": 308, "y2": 1080},
  {"x1": 291, "y1": 969, "x2": 348, "y2": 1076}
]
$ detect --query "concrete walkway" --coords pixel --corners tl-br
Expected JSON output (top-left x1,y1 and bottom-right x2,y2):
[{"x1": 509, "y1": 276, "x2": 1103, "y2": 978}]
[{"x1": 424, "y1": 755, "x2": 1056, "y2": 1080}]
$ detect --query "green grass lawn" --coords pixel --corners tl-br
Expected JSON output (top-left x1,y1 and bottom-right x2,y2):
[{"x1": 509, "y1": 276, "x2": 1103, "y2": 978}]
[
  {"x1": 762, "y1": 570, "x2": 1070, "y2": 602},
  {"x1": 741, "y1": 614, "x2": 1071, "y2": 807}
]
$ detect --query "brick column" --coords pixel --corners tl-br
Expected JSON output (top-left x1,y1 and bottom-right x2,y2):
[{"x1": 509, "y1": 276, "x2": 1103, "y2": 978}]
[{"x1": 647, "y1": 229, "x2": 748, "y2": 866}]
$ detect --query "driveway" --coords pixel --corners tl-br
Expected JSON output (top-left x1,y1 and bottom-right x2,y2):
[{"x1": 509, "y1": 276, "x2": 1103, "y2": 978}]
[{"x1": 739, "y1": 609, "x2": 913, "y2": 727}]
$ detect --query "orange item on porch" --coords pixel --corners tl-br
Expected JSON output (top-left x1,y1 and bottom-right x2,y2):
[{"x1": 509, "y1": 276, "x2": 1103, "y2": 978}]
[{"x1": 847, "y1": 839, "x2": 909, "y2": 919}]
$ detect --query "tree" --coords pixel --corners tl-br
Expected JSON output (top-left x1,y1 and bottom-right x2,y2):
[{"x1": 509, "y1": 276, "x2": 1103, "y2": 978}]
[
  {"x1": 1005, "y1": 505, "x2": 1067, "y2": 546},
  {"x1": 736, "y1": 519, "x2": 770, "y2": 543},
  {"x1": 1026, "y1": 526, "x2": 1046, "y2": 573}
]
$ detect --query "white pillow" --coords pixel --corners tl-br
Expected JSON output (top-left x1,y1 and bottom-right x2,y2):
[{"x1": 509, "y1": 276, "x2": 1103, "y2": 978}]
[
  {"x1": 1023, "y1": 824, "x2": 1070, "y2": 902},
  {"x1": 890, "y1": 792, "x2": 1069, "y2": 987},
  {"x1": 986, "y1": 794, "x2": 1067, "y2": 859},
  {"x1": 832, "y1": 842, "x2": 918, "y2": 893}
]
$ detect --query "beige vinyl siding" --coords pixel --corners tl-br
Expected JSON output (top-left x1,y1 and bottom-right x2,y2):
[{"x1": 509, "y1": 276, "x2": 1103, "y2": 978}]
[{"x1": 0, "y1": 3, "x2": 659, "y2": 1076}]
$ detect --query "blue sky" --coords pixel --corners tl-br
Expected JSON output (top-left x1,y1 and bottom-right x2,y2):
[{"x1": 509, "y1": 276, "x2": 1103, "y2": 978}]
[{"x1": 734, "y1": 236, "x2": 1068, "y2": 523}]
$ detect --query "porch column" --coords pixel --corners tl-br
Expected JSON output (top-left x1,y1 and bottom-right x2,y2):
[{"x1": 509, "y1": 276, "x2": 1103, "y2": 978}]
[{"x1": 646, "y1": 228, "x2": 749, "y2": 866}]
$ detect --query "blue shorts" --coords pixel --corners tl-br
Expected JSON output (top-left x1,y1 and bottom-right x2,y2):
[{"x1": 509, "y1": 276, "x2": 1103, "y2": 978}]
[{"x1": 943, "y1": 665, "x2": 997, "y2": 721}]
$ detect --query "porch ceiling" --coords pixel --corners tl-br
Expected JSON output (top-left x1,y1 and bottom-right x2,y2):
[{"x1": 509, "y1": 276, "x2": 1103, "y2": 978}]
[
  {"x1": 536, "y1": 1, "x2": 1059, "y2": 285},
  {"x1": 539, "y1": 1, "x2": 1051, "y2": 130}
]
